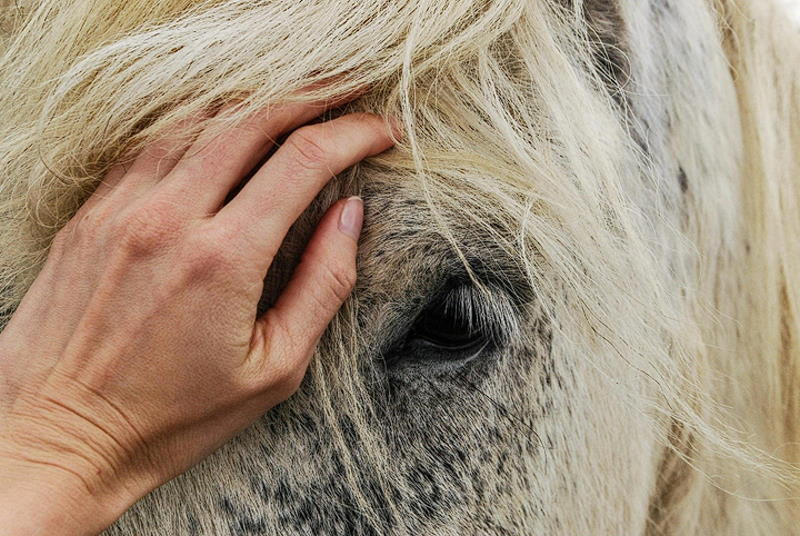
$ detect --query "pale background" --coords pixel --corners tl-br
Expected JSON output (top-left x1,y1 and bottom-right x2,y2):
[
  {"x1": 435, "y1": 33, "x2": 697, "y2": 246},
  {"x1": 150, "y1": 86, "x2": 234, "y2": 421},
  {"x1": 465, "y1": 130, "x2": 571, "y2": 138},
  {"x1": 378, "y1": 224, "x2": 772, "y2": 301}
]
[{"x1": 777, "y1": 0, "x2": 800, "y2": 24}]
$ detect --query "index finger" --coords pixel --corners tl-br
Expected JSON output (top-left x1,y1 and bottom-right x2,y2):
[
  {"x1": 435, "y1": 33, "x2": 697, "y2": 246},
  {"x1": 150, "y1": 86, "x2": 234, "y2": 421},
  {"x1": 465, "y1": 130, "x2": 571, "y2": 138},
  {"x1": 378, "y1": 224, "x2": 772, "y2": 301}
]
[
  {"x1": 156, "y1": 85, "x2": 370, "y2": 213},
  {"x1": 214, "y1": 112, "x2": 397, "y2": 273}
]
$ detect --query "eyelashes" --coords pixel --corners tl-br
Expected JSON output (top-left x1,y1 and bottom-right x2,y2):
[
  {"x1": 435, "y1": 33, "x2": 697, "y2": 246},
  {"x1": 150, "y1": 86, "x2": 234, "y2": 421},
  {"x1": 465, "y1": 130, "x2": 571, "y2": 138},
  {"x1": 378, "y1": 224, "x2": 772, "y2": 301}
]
[{"x1": 404, "y1": 282, "x2": 517, "y2": 356}]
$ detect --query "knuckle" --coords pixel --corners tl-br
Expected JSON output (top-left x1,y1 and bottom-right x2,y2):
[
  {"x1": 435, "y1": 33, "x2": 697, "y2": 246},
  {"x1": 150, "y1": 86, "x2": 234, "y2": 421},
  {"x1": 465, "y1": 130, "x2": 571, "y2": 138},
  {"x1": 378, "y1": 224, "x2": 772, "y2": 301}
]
[
  {"x1": 113, "y1": 202, "x2": 183, "y2": 255},
  {"x1": 255, "y1": 316, "x2": 310, "y2": 399},
  {"x1": 347, "y1": 111, "x2": 380, "y2": 125},
  {"x1": 50, "y1": 225, "x2": 73, "y2": 255},
  {"x1": 270, "y1": 360, "x2": 306, "y2": 398},
  {"x1": 285, "y1": 126, "x2": 332, "y2": 170},
  {"x1": 55, "y1": 207, "x2": 113, "y2": 249},
  {"x1": 320, "y1": 261, "x2": 357, "y2": 305},
  {"x1": 175, "y1": 145, "x2": 223, "y2": 180},
  {"x1": 180, "y1": 227, "x2": 240, "y2": 277}
]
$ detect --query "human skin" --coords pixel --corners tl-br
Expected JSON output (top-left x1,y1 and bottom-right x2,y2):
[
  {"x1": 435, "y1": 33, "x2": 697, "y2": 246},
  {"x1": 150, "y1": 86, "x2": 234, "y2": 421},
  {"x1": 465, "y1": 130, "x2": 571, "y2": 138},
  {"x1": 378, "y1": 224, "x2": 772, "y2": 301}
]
[{"x1": 0, "y1": 95, "x2": 399, "y2": 536}]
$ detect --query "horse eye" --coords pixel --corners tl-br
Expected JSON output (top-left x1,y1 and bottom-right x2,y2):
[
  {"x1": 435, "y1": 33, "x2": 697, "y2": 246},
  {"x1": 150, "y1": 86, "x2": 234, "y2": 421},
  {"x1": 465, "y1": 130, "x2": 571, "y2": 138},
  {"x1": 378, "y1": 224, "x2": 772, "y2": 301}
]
[{"x1": 407, "y1": 286, "x2": 488, "y2": 352}]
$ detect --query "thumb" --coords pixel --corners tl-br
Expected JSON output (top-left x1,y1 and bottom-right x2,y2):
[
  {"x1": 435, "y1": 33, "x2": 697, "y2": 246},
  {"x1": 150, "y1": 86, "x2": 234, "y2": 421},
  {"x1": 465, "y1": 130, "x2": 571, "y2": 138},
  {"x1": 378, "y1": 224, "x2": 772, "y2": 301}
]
[{"x1": 250, "y1": 196, "x2": 363, "y2": 392}]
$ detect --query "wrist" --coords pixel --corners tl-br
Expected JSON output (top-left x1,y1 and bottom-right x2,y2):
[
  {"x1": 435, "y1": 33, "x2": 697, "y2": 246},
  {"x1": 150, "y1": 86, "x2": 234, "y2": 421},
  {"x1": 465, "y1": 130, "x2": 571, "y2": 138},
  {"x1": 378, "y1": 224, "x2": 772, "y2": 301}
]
[
  {"x1": 0, "y1": 451, "x2": 138, "y2": 536},
  {"x1": 0, "y1": 376, "x2": 162, "y2": 534}
]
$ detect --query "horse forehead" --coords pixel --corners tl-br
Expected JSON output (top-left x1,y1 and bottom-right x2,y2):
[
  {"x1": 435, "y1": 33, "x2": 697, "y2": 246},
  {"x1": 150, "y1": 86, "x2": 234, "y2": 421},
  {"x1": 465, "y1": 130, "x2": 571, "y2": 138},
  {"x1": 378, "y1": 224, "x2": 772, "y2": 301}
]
[{"x1": 255, "y1": 179, "x2": 447, "y2": 312}]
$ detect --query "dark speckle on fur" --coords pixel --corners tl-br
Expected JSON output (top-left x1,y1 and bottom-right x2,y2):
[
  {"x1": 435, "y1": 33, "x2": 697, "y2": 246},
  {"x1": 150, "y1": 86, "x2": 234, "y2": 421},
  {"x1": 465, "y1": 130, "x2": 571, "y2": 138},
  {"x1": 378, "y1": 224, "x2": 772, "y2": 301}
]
[{"x1": 678, "y1": 166, "x2": 689, "y2": 194}]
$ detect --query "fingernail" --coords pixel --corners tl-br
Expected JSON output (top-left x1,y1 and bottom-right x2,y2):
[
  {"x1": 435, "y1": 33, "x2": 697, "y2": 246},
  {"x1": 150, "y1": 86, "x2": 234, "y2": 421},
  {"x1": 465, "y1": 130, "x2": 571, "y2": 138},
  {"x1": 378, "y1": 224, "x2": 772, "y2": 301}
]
[{"x1": 338, "y1": 196, "x2": 364, "y2": 241}]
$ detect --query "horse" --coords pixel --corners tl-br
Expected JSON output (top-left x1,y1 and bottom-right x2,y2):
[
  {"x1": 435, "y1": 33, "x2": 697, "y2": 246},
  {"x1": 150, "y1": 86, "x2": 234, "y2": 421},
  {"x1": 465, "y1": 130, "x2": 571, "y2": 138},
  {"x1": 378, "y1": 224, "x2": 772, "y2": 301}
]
[{"x1": 1, "y1": 0, "x2": 798, "y2": 533}]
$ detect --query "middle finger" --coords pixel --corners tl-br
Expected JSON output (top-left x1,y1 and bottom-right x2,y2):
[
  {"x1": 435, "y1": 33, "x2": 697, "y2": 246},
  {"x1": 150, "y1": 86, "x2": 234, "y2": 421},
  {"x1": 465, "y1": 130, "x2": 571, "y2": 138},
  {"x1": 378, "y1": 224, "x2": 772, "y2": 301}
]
[{"x1": 157, "y1": 90, "x2": 367, "y2": 214}]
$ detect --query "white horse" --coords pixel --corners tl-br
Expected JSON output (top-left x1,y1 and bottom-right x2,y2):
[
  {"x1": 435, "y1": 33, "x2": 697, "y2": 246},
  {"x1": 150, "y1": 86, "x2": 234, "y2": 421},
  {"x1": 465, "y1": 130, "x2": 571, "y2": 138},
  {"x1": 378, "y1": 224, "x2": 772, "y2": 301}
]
[{"x1": 1, "y1": 0, "x2": 798, "y2": 533}]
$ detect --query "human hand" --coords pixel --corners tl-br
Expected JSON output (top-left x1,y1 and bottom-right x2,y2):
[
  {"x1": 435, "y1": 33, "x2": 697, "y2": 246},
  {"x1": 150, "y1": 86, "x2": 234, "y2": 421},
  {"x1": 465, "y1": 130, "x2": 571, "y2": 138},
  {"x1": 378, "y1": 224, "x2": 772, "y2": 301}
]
[{"x1": 0, "y1": 95, "x2": 397, "y2": 535}]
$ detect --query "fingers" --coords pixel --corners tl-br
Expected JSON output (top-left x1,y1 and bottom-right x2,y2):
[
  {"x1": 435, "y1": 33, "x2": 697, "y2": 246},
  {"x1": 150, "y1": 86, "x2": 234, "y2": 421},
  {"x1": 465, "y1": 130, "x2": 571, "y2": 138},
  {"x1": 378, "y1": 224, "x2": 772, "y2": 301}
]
[
  {"x1": 82, "y1": 87, "x2": 367, "y2": 217},
  {"x1": 78, "y1": 112, "x2": 209, "y2": 213},
  {"x1": 251, "y1": 196, "x2": 363, "y2": 387},
  {"x1": 77, "y1": 163, "x2": 129, "y2": 214},
  {"x1": 157, "y1": 89, "x2": 367, "y2": 213},
  {"x1": 215, "y1": 113, "x2": 395, "y2": 273},
  {"x1": 118, "y1": 113, "x2": 210, "y2": 188}
]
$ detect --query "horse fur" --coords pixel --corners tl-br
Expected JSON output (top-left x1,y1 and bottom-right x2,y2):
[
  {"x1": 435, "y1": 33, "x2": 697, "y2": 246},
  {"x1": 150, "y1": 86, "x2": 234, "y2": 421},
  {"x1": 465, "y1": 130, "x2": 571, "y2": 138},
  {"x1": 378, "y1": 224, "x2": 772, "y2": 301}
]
[{"x1": 0, "y1": 0, "x2": 798, "y2": 534}]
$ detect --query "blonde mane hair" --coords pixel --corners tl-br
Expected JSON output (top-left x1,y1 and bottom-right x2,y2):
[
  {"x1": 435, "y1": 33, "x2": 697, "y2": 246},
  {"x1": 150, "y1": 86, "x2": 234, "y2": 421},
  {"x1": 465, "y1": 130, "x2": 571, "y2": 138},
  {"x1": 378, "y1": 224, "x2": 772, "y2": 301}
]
[{"x1": 1, "y1": 0, "x2": 798, "y2": 533}]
